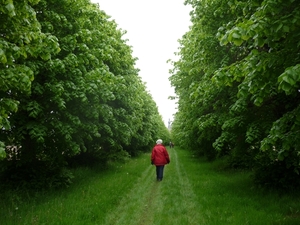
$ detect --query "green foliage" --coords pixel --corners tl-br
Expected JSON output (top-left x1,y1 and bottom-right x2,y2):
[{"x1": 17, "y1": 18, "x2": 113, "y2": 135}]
[
  {"x1": 170, "y1": 0, "x2": 300, "y2": 188},
  {"x1": 0, "y1": 0, "x2": 168, "y2": 187},
  {"x1": 278, "y1": 64, "x2": 300, "y2": 95},
  {"x1": 0, "y1": 0, "x2": 60, "y2": 130},
  {"x1": 0, "y1": 141, "x2": 6, "y2": 160}
]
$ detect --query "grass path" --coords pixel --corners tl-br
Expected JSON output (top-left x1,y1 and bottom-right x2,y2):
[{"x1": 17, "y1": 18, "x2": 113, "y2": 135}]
[
  {"x1": 103, "y1": 148, "x2": 300, "y2": 225},
  {"x1": 104, "y1": 148, "x2": 202, "y2": 225},
  {"x1": 1, "y1": 147, "x2": 300, "y2": 224}
]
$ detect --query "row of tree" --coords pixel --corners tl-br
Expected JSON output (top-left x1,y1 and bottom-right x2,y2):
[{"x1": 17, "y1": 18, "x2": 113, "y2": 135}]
[
  {"x1": 0, "y1": 0, "x2": 169, "y2": 188},
  {"x1": 170, "y1": 0, "x2": 300, "y2": 189}
]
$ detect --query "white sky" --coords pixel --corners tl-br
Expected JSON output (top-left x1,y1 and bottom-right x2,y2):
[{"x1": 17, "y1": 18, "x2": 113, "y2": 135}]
[{"x1": 90, "y1": 0, "x2": 192, "y2": 126}]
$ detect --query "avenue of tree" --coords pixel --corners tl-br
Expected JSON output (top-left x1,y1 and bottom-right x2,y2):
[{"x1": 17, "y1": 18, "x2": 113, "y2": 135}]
[
  {"x1": 2, "y1": 0, "x2": 299, "y2": 190},
  {"x1": 170, "y1": 0, "x2": 300, "y2": 189},
  {"x1": 0, "y1": 0, "x2": 169, "y2": 187}
]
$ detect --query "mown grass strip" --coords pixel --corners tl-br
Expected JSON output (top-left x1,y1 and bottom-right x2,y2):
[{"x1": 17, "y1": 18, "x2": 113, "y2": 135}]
[
  {"x1": 155, "y1": 147, "x2": 203, "y2": 225},
  {"x1": 103, "y1": 164, "x2": 153, "y2": 225}
]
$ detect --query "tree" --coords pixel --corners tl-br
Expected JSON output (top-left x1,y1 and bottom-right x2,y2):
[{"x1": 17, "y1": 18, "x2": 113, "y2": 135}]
[
  {"x1": 171, "y1": 0, "x2": 300, "y2": 188},
  {"x1": 0, "y1": 0, "x2": 59, "y2": 159},
  {"x1": 215, "y1": 0, "x2": 300, "y2": 186},
  {"x1": 1, "y1": 0, "x2": 169, "y2": 188}
]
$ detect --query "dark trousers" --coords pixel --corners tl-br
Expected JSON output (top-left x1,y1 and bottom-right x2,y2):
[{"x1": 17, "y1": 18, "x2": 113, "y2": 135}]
[{"x1": 156, "y1": 165, "x2": 165, "y2": 181}]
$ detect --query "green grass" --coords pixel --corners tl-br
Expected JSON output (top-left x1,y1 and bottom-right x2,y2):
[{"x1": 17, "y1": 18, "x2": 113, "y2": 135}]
[
  {"x1": 0, "y1": 156, "x2": 150, "y2": 225},
  {"x1": 170, "y1": 149, "x2": 300, "y2": 225},
  {"x1": 1, "y1": 148, "x2": 300, "y2": 225}
]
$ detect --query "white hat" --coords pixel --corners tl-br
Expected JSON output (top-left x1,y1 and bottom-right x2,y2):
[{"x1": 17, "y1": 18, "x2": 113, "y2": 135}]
[{"x1": 156, "y1": 139, "x2": 163, "y2": 144}]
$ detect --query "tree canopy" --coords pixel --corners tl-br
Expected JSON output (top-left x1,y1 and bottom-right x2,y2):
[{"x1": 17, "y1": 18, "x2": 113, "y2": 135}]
[
  {"x1": 0, "y1": 0, "x2": 169, "y2": 188},
  {"x1": 170, "y1": 0, "x2": 300, "y2": 189}
]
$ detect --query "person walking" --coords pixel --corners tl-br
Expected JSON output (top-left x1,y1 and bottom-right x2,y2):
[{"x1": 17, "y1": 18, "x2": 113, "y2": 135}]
[{"x1": 151, "y1": 139, "x2": 170, "y2": 181}]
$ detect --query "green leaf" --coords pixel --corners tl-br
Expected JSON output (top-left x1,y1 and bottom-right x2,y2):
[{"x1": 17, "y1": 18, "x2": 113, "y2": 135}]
[
  {"x1": 279, "y1": 81, "x2": 291, "y2": 93},
  {"x1": 232, "y1": 33, "x2": 241, "y2": 39},
  {"x1": 253, "y1": 96, "x2": 263, "y2": 106},
  {"x1": 5, "y1": 3, "x2": 16, "y2": 17},
  {"x1": 0, "y1": 142, "x2": 6, "y2": 160},
  {"x1": 241, "y1": 34, "x2": 249, "y2": 41},
  {"x1": 283, "y1": 25, "x2": 290, "y2": 32},
  {"x1": 232, "y1": 38, "x2": 243, "y2": 46},
  {"x1": 0, "y1": 49, "x2": 7, "y2": 64},
  {"x1": 277, "y1": 153, "x2": 284, "y2": 161}
]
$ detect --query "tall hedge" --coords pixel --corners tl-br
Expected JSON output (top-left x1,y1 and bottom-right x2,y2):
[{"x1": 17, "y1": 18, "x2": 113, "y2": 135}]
[
  {"x1": 0, "y1": 0, "x2": 169, "y2": 188},
  {"x1": 170, "y1": 0, "x2": 300, "y2": 189}
]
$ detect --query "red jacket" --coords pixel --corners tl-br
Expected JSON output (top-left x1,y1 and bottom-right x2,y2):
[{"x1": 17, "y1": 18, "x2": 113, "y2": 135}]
[{"x1": 151, "y1": 144, "x2": 170, "y2": 166}]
